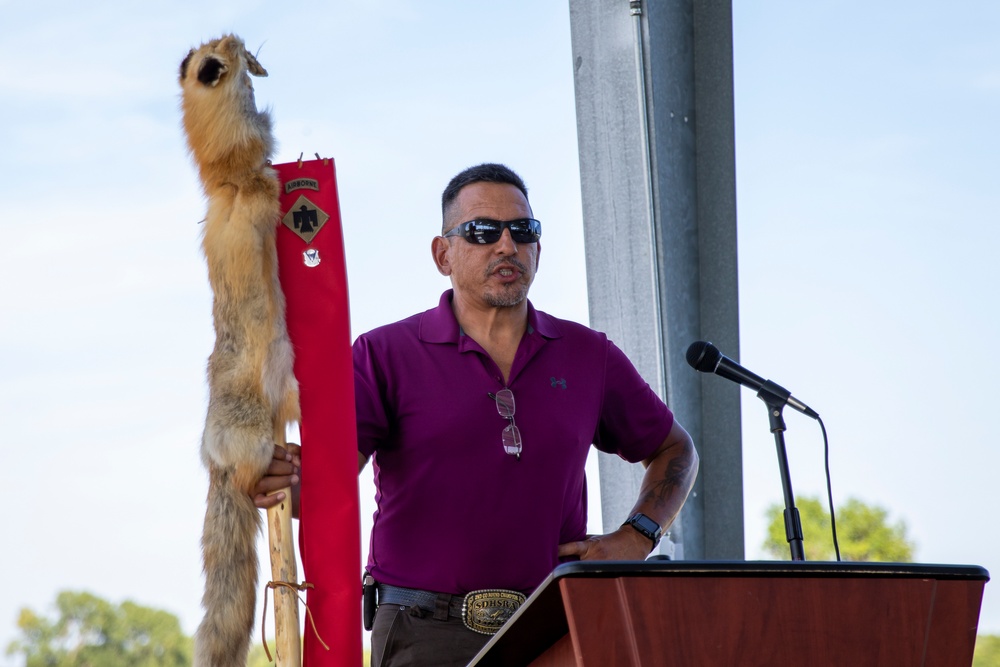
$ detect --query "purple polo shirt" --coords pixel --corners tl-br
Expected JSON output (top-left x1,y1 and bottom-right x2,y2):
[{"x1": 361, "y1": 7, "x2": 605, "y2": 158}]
[{"x1": 354, "y1": 290, "x2": 673, "y2": 595}]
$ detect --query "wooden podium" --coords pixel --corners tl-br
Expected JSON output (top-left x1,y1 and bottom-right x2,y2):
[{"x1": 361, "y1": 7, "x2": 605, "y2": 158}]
[{"x1": 468, "y1": 561, "x2": 989, "y2": 667}]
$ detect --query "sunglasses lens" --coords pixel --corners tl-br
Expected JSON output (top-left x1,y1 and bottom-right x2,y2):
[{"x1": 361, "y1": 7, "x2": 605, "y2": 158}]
[
  {"x1": 494, "y1": 389, "x2": 515, "y2": 417},
  {"x1": 464, "y1": 220, "x2": 499, "y2": 244},
  {"x1": 502, "y1": 424, "x2": 522, "y2": 456},
  {"x1": 508, "y1": 221, "x2": 538, "y2": 243}
]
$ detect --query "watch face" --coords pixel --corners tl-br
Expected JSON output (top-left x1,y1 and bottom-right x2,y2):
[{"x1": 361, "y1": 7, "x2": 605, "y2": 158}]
[
  {"x1": 628, "y1": 513, "x2": 661, "y2": 541},
  {"x1": 635, "y1": 514, "x2": 660, "y2": 534}
]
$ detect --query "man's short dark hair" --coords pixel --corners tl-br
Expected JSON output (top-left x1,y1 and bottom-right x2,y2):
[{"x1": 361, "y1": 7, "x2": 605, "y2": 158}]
[{"x1": 441, "y1": 163, "x2": 529, "y2": 229}]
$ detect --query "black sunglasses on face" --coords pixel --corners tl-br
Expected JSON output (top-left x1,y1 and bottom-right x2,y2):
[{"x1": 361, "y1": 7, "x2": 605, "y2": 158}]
[{"x1": 443, "y1": 218, "x2": 542, "y2": 245}]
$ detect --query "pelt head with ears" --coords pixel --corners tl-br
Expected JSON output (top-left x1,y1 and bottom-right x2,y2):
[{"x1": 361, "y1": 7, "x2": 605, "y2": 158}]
[{"x1": 179, "y1": 34, "x2": 275, "y2": 189}]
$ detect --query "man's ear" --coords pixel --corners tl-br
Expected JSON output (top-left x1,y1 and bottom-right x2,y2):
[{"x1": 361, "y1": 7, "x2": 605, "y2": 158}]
[
  {"x1": 536, "y1": 241, "x2": 541, "y2": 271},
  {"x1": 432, "y1": 236, "x2": 452, "y2": 276}
]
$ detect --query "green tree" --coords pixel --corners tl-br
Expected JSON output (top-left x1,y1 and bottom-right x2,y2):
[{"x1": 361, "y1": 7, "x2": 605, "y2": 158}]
[
  {"x1": 975, "y1": 634, "x2": 1000, "y2": 666},
  {"x1": 6, "y1": 591, "x2": 192, "y2": 667},
  {"x1": 763, "y1": 496, "x2": 915, "y2": 561}
]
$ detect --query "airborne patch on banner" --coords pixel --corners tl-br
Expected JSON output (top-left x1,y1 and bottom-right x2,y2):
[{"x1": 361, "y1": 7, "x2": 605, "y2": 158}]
[
  {"x1": 284, "y1": 177, "x2": 320, "y2": 194},
  {"x1": 282, "y1": 194, "x2": 330, "y2": 244}
]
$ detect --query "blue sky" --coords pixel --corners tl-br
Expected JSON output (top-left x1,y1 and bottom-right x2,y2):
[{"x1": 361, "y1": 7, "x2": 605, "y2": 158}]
[{"x1": 1, "y1": 1, "x2": 997, "y2": 660}]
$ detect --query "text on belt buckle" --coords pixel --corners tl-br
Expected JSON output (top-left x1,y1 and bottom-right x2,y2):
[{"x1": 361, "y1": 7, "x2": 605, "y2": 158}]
[{"x1": 461, "y1": 589, "x2": 526, "y2": 635}]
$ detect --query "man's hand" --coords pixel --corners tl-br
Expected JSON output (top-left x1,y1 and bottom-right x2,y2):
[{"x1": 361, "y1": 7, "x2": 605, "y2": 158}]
[
  {"x1": 557, "y1": 525, "x2": 654, "y2": 561},
  {"x1": 252, "y1": 443, "x2": 301, "y2": 512},
  {"x1": 558, "y1": 421, "x2": 698, "y2": 563}
]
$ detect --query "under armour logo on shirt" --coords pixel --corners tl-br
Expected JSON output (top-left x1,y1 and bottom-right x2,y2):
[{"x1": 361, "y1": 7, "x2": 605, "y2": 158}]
[{"x1": 550, "y1": 377, "x2": 567, "y2": 389}]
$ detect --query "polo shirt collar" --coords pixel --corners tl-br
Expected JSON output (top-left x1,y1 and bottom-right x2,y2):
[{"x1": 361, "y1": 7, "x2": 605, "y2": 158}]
[{"x1": 418, "y1": 290, "x2": 564, "y2": 344}]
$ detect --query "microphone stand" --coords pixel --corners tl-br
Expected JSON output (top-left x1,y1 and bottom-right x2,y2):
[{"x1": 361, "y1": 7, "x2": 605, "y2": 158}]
[{"x1": 757, "y1": 380, "x2": 805, "y2": 561}]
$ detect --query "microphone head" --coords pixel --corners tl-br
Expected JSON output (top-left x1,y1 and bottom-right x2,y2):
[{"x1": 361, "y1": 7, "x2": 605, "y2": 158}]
[{"x1": 686, "y1": 341, "x2": 721, "y2": 372}]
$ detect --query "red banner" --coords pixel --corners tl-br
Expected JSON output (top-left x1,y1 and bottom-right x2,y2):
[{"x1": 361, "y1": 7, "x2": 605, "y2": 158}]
[{"x1": 275, "y1": 157, "x2": 361, "y2": 666}]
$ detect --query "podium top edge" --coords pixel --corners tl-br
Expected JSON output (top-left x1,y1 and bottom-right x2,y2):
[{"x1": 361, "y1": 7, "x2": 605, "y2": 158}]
[{"x1": 547, "y1": 560, "x2": 990, "y2": 582}]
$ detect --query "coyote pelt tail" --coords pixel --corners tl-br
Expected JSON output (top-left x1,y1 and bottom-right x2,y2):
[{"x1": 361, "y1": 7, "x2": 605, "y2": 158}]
[{"x1": 180, "y1": 34, "x2": 299, "y2": 667}]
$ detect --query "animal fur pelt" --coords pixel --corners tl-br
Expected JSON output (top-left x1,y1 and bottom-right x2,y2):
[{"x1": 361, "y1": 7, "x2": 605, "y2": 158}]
[{"x1": 179, "y1": 34, "x2": 300, "y2": 667}]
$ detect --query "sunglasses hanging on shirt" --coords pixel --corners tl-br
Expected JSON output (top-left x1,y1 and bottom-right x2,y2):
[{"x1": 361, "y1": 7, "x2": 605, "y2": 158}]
[{"x1": 488, "y1": 388, "x2": 522, "y2": 459}]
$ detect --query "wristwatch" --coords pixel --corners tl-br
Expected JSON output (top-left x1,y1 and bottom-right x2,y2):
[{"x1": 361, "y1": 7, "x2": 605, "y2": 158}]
[{"x1": 622, "y1": 513, "x2": 662, "y2": 549}]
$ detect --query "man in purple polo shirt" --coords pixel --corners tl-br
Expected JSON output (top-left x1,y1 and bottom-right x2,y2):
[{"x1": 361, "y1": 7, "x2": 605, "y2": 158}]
[{"x1": 256, "y1": 163, "x2": 699, "y2": 666}]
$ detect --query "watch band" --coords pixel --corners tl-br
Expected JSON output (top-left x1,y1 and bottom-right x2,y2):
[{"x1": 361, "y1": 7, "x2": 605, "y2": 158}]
[{"x1": 622, "y1": 512, "x2": 662, "y2": 548}]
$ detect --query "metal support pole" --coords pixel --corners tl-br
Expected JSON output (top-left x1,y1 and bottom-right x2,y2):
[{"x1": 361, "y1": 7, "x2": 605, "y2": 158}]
[{"x1": 569, "y1": 0, "x2": 743, "y2": 559}]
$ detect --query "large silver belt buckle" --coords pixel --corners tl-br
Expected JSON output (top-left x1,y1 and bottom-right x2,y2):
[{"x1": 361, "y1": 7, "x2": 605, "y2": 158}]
[{"x1": 461, "y1": 589, "x2": 526, "y2": 635}]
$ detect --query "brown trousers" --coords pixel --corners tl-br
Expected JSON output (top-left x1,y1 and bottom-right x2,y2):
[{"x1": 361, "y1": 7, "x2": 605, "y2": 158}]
[{"x1": 370, "y1": 603, "x2": 491, "y2": 667}]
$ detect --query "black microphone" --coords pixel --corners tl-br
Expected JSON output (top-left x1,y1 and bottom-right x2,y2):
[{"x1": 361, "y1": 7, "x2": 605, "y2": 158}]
[{"x1": 686, "y1": 341, "x2": 819, "y2": 419}]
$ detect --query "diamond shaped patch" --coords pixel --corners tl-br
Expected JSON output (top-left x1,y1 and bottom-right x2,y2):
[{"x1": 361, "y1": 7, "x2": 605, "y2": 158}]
[{"x1": 282, "y1": 195, "x2": 329, "y2": 244}]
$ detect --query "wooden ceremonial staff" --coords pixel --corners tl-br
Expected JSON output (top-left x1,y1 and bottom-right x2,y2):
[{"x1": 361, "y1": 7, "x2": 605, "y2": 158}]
[{"x1": 266, "y1": 438, "x2": 300, "y2": 666}]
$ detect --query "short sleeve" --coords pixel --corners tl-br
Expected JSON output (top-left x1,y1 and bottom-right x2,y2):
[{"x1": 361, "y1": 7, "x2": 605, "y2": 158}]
[
  {"x1": 353, "y1": 335, "x2": 390, "y2": 459},
  {"x1": 593, "y1": 340, "x2": 674, "y2": 462}
]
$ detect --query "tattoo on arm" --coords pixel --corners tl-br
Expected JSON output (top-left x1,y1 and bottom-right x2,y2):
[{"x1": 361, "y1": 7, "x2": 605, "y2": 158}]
[{"x1": 643, "y1": 453, "x2": 693, "y2": 508}]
